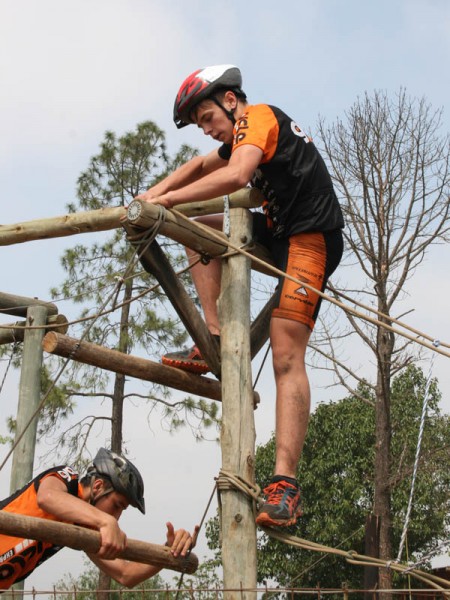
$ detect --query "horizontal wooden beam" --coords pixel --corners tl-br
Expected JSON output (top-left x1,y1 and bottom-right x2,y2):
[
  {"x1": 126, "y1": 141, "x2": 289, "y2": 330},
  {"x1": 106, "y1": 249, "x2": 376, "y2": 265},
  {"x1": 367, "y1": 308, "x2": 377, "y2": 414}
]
[
  {"x1": 0, "y1": 206, "x2": 126, "y2": 247},
  {"x1": 0, "y1": 189, "x2": 263, "y2": 247},
  {"x1": 127, "y1": 199, "x2": 276, "y2": 277},
  {"x1": 0, "y1": 292, "x2": 58, "y2": 318},
  {"x1": 0, "y1": 511, "x2": 198, "y2": 574},
  {"x1": 0, "y1": 314, "x2": 68, "y2": 346},
  {"x1": 43, "y1": 332, "x2": 260, "y2": 406},
  {"x1": 126, "y1": 199, "x2": 229, "y2": 258},
  {"x1": 42, "y1": 332, "x2": 222, "y2": 401}
]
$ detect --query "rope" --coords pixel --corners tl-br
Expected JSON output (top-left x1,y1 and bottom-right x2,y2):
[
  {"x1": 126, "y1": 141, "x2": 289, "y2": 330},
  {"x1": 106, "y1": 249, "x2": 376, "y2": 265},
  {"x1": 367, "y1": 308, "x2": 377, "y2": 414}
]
[
  {"x1": 403, "y1": 538, "x2": 450, "y2": 572},
  {"x1": 215, "y1": 468, "x2": 450, "y2": 592},
  {"x1": 173, "y1": 481, "x2": 218, "y2": 599},
  {"x1": 252, "y1": 342, "x2": 271, "y2": 389},
  {"x1": 0, "y1": 219, "x2": 161, "y2": 473},
  {"x1": 396, "y1": 341, "x2": 440, "y2": 562},
  {"x1": 0, "y1": 343, "x2": 18, "y2": 398},
  {"x1": 170, "y1": 207, "x2": 450, "y2": 359}
]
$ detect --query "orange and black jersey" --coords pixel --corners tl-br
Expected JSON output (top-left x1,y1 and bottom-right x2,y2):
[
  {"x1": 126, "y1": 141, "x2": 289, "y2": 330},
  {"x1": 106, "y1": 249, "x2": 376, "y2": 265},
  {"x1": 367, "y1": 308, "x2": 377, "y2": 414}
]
[
  {"x1": 0, "y1": 465, "x2": 81, "y2": 590},
  {"x1": 218, "y1": 104, "x2": 344, "y2": 238}
]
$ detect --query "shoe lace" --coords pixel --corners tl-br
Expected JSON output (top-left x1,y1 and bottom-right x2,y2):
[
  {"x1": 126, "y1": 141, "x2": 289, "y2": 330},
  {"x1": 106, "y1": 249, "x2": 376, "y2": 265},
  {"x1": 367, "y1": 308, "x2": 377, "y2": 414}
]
[{"x1": 264, "y1": 481, "x2": 297, "y2": 505}]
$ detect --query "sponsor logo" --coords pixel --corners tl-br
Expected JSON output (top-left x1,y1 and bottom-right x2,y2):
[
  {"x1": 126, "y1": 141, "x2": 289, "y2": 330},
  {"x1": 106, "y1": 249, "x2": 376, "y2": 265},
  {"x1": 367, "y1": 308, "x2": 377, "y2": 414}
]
[
  {"x1": 56, "y1": 466, "x2": 77, "y2": 482},
  {"x1": 284, "y1": 293, "x2": 314, "y2": 307},
  {"x1": 290, "y1": 121, "x2": 311, "y2": 143},
  {"x1": 0, "y1": 550, "x2": 13, "y2": 564},
  {"x1": 294, "y1": 286, "x2": 308, "y2": 297},
  {"x1": 233, "y1": 115, "x2": 249, "y2": 145}
]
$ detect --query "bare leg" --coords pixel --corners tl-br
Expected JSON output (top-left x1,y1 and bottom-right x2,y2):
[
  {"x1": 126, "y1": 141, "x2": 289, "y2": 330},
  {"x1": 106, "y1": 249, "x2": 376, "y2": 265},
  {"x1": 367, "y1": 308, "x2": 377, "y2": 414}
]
[
  {"x1": 270, "y1": 316, "x2": 311, "y2": 479},
  {"x1": 187, "y1": 215, "x2": 224, "y2": 336}
]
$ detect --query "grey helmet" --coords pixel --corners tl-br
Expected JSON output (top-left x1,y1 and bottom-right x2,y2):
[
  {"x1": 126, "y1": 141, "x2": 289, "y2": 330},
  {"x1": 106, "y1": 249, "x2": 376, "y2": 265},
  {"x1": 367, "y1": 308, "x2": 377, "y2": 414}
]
[{"x1": 88, "y1": 448, "x2": 145, "y2": 514}]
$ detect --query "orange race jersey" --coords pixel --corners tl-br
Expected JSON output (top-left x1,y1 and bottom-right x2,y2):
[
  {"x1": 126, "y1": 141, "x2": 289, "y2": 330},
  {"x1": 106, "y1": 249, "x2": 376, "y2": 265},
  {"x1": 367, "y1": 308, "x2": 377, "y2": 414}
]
[
  {"x1": 218, "y1": 104, "x2": 344, "y2": 238},
  {"x1": 0, "y1": 465, "x2": 81, "y2": 590}
]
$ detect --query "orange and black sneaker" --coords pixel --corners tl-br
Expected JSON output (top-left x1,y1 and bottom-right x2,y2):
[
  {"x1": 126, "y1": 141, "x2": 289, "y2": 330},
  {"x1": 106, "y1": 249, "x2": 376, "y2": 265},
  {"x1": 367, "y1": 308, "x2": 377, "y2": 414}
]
[
  {"x1": 255, "y1": 476, "x2": 302, "y2": 527},
  {"x1": 161, "y1": 345, "x2": 210, "y2": 375}
]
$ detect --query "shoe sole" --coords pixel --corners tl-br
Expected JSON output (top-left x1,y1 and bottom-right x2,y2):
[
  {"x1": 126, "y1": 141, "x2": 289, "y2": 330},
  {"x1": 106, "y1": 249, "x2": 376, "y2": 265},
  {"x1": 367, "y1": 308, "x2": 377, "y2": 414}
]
[
  {"x1": 161, "y1": 356, "x2": 210, "y2": 375},
  {"x1": 255, "y1": 508, "x2": 302, "y2": 528}
]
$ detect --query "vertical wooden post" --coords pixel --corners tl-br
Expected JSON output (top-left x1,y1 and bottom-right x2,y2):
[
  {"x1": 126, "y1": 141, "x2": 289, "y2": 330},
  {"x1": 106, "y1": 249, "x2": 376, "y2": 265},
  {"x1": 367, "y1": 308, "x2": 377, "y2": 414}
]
[
  {"x1": 218, "y1": 208, "x2": 257, "y2": 599},
  {"x1": 364, "y1": 513, "x2": 380, "y2": 600},
  {"x1": 6, "y1": 305, "x2": 47, "y2": 600},
  {"x1": 10, "y1": 305, "x2": 48, "y2": 493}
]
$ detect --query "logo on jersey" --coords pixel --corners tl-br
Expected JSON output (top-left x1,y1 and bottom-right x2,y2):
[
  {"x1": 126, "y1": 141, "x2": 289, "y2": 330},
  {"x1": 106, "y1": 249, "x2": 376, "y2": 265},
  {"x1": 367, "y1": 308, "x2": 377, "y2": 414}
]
[
  {"x1": 290, "y1": 121, "x2": 311, "y2": 143},
  {"x1": 233, "y1": 114, "x2": 249, "y2": 144},
  {"x1": 56, "y1": 466, "x2": 78, "y2": 482},
  {"x1": 294, "y1": 286, "x2": 309, "y2": 297}
]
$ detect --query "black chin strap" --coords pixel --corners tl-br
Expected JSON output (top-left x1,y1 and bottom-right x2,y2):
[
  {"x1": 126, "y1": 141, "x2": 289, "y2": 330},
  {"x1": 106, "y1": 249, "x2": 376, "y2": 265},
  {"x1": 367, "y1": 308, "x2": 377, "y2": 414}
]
[
  {"x1": 211, "y1": 96, "x2": 236, "y2": 125},
  {"x1": 89, "y1": 475, "x2": 114, "y2": 506}
]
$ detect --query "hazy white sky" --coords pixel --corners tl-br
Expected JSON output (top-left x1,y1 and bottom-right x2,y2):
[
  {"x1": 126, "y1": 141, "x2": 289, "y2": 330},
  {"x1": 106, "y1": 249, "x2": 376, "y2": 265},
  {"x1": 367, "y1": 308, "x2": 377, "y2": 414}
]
[{"x1": 1, "y1": 0, "x2": 449, "y2": 590}]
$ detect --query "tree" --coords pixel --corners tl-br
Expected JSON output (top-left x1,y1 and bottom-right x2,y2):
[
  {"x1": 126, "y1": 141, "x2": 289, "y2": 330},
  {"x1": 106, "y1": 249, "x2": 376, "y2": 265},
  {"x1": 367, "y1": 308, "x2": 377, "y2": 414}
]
[
  {"x1": 45, "y1": 121, "x2": 220, "y2": 595},
  {"x1": 54, "y1": 559, "x2": 169, "y2": 600},
  {"x1": 314, "y1": 89, "x2": 450, "y2": 590},
  {"x1": 44, "y1": 120, "x2": 220, "y2": 461},
  {"x1": 253, "y1": 366, "x2": 450, "y2": 591},
  {"x1": 203, "y1": 367, "x2": 450, "y2": 592}
]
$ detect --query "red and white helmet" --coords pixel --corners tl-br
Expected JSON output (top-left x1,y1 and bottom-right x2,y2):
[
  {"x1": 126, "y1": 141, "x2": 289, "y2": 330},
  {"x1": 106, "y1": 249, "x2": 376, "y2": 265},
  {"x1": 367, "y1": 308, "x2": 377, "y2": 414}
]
[{"x1": 173, "y1": 64, "x2": 244, "y2": 128}]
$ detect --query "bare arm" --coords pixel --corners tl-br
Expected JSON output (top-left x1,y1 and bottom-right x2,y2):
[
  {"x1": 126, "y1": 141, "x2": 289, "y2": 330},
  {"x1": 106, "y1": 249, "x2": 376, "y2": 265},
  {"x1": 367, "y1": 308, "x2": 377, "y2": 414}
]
[
  {"x1": 88, "y1": 522, "x2": 200, "y2": 588},
  {"x1": 37, "y1": 476, "x2": 127, "y2": 560},
  {"x1": 137, "y1": 148, "x2": 227, "y2": 199},
  {"x1": 136, "y1": 144, "x2": 263, "y2": 208}
]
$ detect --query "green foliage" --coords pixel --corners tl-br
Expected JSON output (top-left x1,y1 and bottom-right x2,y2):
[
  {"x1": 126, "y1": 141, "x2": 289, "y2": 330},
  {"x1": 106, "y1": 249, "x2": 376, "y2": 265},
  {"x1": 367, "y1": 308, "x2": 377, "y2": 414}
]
[
  {"x1": 73, "y1": 121, "x2": 169, "y2": 210},
  {"x1": 205, "y1": 366, "x2": 450, "y2": 590},
  {"x1": 37, "y1": 365, "x2": 76, "y2": 434},
  {"x1": 53, "y1": 560, "x2": 169, "y2": 600},
  {"x1": 44, "y1": 121, "x2": 222, "y2": 460},
  {"x1": 173, "y1": 558, "x2": 223, "y2": 598}
]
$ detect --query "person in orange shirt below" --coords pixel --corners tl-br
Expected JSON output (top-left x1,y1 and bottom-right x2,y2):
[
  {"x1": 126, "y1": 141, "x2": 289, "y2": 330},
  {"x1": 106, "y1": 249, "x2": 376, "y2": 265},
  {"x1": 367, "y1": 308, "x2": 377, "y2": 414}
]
[
  {"x1": 135, "y1": 65, "x2": 345, "y2": 528},
  {"x1": 0, "y1": 448, "x2": 197, "y2": 590}
]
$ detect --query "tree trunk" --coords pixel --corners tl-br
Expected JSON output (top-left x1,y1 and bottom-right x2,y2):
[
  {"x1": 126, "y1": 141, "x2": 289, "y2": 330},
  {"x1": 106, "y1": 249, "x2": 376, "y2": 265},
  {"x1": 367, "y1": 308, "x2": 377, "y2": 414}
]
[
  {"x1": 98, "y1": 279, "x2": 132, "y2": 598},
  {"x1": 374, "y1": 307, "x2": 395, "y2": 596}
]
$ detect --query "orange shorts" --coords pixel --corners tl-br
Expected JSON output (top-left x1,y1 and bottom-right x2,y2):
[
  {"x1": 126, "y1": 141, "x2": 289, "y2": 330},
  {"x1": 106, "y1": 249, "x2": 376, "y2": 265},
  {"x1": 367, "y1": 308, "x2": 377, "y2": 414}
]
[{"x1": 253, "y1": 214, "x2": 343, "y2": 330}]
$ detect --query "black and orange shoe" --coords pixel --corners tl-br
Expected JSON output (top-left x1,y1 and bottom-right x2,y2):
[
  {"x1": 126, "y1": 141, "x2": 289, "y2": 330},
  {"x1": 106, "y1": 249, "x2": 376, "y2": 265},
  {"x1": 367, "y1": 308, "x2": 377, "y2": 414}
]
[
  {"x1": 255, "y1": 476, "x2": 302, "y2": 527},
  {"x1": 161, "y1": 345, "x2": 210, "y2": 375}
]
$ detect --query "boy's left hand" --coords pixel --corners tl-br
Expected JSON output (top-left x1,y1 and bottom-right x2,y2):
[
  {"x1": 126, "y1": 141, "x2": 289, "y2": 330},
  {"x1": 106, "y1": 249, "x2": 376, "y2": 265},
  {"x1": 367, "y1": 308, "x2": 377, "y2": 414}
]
[{"x1": 165, "y1": 521, "x2": 200, "y2": 557}]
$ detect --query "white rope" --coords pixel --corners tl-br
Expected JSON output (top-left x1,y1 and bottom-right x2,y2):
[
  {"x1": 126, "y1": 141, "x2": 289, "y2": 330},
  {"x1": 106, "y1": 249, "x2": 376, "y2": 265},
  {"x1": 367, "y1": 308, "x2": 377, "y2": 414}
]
[
  {"x1": 396, "y1": 340, "x2": 440, "y2": 562},
  {"x1": 0, "y1": 343, "x2": 18, "y2": 397}
]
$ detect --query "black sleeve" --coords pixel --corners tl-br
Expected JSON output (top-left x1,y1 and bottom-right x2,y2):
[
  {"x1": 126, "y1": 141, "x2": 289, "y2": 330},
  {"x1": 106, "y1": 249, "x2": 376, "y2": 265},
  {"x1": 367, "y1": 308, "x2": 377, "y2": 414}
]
[{"x1": 218, "y1": 143, "x2": 232, "y2": 160}]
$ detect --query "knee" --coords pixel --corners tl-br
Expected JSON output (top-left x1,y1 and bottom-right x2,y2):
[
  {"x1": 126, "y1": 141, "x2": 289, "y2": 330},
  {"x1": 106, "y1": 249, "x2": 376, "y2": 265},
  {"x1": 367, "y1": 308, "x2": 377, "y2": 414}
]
[{"x1": 272, "y1": 348, "x2": 303, "y2": 378}]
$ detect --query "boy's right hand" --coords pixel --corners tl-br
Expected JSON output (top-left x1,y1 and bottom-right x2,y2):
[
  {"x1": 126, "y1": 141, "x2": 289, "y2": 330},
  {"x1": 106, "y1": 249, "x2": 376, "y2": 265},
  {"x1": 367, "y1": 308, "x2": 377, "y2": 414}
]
[{"x1": 97, "y1": 516, "x2": 127, "y2": 559}]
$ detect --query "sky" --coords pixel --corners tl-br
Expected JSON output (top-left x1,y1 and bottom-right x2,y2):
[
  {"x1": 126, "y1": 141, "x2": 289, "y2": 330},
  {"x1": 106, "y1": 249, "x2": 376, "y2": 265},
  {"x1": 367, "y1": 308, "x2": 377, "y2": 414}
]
[{"x1": 1, "y1": 0, "x2": 450, "y2": 592}]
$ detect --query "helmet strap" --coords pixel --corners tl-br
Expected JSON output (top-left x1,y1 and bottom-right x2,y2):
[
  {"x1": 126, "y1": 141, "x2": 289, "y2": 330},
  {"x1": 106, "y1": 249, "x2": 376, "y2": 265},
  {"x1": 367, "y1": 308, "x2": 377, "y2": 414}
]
[
  {"x1": 89, "y1": 475, "x2": 114, "y2": 507},
  {"x1": 211, "y1": 96, "x2": 237, "y2": 126}
]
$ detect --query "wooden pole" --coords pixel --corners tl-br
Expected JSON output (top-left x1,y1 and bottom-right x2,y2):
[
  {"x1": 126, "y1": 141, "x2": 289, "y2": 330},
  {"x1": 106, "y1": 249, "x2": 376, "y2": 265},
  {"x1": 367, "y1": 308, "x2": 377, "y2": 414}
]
[
  {"x1": 0, "y1": 189, "x2": 262, "y2": 247},
  {"x1": 10, "y1": 306, "x2": 48, "y2": 493},
  {"x1": 0, "y1": 206, "x2": 126, "y2": 246},
  {"x1": 0, "y1": 512, "x2": 198, "y2": 574},
  {"x1": 250, "y1": 292, "x2": 277, "y2": 359},
  {"x1": 218, "y1": 208, "x2": 257, "y2": 599},
  {"x1": 8, "y1": 305, "x2": 48, "y2": 600},
  {"x1": 0, "y1": 292, "x2": 58, "y2": 318},
  {"x1": 42, "y1": 332, "x2": 260, "y2": 406},
  {"x1": 0, "y1": 314, "x2": 68, "y2": 346},
  {"x1": 126, "y1": 199, "x2": 229, "y2": 258},
  {"x1": 364, "y1": 513, "x2": 380, "y2": 600},
  {"x1": 122, "y1": 224, "x2": 221, "y2": 377},
  {"x1": 126, "y1": 199, "x2": 276, "y2": 276}
]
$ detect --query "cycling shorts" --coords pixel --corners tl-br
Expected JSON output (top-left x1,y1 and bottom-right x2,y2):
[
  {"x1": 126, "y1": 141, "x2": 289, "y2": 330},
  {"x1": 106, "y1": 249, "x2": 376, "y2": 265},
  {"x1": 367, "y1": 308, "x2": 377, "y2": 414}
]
[{"x1": 252, "y1": 212, "x2": 343, "y2": 330}]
